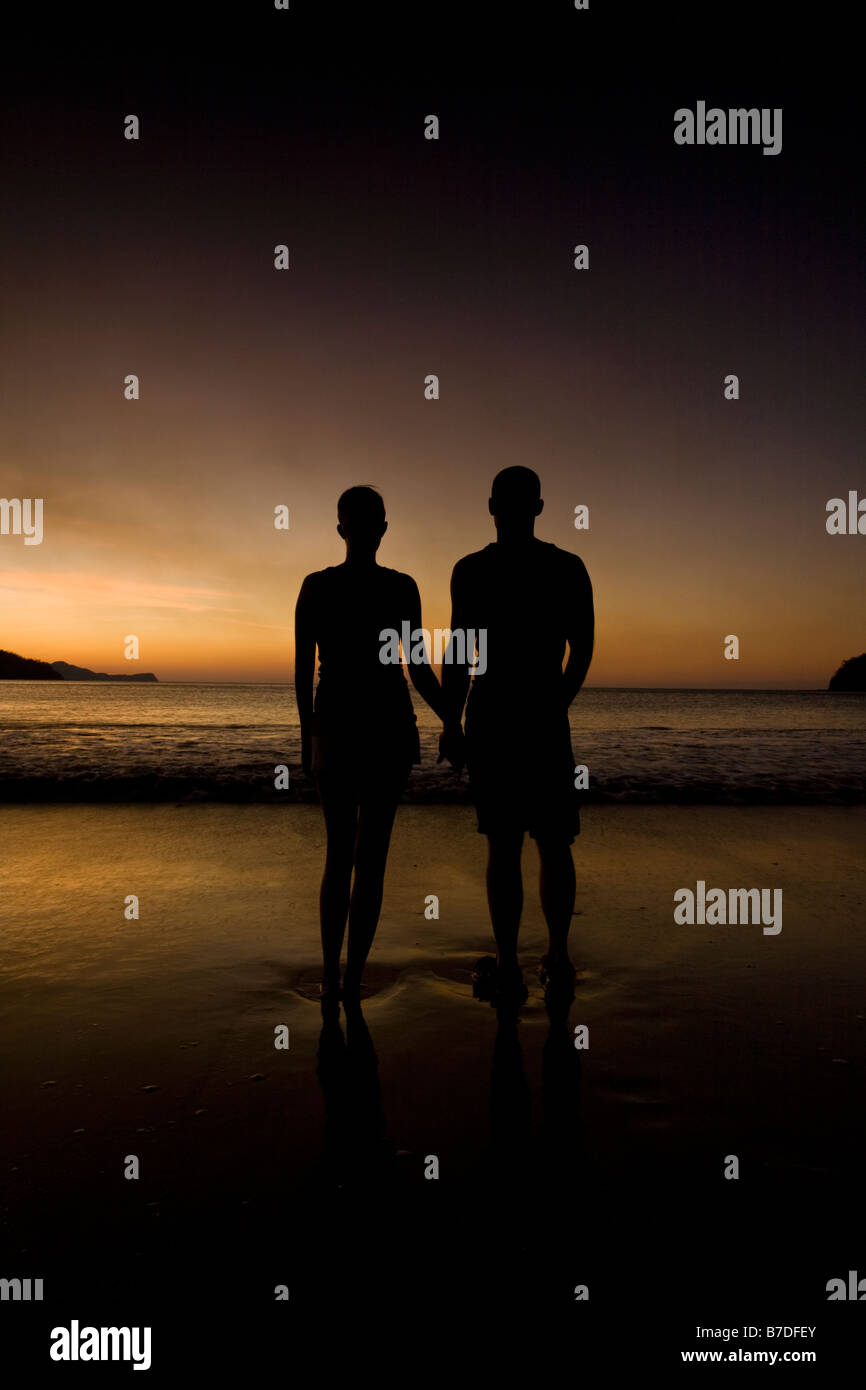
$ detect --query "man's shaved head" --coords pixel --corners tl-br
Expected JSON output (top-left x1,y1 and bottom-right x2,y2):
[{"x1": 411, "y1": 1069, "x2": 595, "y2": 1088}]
[{"x1": 489, "y1": 467, "x2": 543, "y2": 521}]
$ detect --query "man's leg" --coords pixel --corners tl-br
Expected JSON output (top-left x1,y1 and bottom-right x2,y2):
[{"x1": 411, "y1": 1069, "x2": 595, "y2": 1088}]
[
  {"x1": 486, "y1": 829, "x2": 525, "y2": 969},
  {"x1": 536, "y1": 835, "x2": 576, "y2": 967}
]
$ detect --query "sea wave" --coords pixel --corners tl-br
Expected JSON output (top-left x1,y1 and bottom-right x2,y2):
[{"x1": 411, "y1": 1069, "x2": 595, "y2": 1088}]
[
  {"x1": 1, "y1": 686, "x2": 863, "y2": 804},
  {"x1": 0, "y1": 767, "x2": 863, "y2": 805}
]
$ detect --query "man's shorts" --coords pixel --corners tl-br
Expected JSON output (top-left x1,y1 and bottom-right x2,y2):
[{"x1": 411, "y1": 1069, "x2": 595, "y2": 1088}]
[{"x1": 464, "y1": 707, "x2": 581, "y2": 844}]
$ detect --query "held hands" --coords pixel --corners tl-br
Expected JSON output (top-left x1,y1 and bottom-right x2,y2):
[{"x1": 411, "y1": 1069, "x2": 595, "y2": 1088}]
[{"x1": 438, "y1": 721, "x2": 466, "y2": 774}]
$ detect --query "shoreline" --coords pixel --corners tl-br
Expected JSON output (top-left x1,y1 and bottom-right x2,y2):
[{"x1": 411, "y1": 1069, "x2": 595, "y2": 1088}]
[
  {"x1": 2, "y1": 802, "x2": 864, "y2": 1354},
  {"x1": 3, "y1": 804, "x2": 863, "y2": 1178},
  {"x1": 0, "y1": 780, "x2": 864, "y2": 805}
]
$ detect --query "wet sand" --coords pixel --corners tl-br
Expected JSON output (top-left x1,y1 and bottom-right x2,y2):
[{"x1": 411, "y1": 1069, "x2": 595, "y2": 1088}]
[{"x1": 1, "y1": 803, "x2": 865, "y2": 1368}]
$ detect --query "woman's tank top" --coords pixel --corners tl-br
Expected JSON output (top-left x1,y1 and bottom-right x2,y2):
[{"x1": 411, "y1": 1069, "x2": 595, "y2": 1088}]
[{"x1": 310, "y1": 564, "x2": 420, "y2": 759}]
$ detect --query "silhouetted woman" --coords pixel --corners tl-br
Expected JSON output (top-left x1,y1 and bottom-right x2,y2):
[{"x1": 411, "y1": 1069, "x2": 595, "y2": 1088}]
[{"x1": 294, "y1": 486, "x2": 456, "y2": 1006}]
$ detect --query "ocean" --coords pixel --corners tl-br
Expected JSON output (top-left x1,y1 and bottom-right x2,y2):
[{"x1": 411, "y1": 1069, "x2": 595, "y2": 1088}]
[{"x1": 0, "y1": 682, "x2": 863, "y2": 803}]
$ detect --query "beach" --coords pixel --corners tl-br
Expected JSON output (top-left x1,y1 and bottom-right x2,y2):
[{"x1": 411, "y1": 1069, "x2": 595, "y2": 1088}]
[{"x1": 2, "y1": 802, "x2": 864, "y2": 1365}]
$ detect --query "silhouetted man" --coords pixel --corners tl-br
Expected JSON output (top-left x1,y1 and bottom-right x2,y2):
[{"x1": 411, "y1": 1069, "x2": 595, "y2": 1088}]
[{"x1": 441, "y1": 467, "x2": 594, "y2": 1003}]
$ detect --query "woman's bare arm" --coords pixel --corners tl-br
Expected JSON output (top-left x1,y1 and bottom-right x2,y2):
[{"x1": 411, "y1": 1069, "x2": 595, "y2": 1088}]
[{"x1": 402, "y1": 576, "x2": 447, "y2": 722}]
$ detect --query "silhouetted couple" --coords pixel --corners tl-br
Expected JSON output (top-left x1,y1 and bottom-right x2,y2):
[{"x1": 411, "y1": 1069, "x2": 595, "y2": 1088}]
[{"x1": 294, "y1": 468, "x2": 594, "y2": 1009}]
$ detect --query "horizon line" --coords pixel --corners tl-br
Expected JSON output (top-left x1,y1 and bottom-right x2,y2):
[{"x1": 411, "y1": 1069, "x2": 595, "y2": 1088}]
[{"x1": 3, "y1": 680, "x2": 844, "y2": 693}]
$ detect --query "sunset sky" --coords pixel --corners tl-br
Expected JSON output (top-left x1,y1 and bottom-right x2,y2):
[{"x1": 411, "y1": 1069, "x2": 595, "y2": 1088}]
[{"x1": 1, "y1": 10, "x2": 862, "y2": 686}]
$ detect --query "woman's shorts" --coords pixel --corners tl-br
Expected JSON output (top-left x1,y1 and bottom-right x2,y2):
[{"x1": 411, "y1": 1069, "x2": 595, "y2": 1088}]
[{"x1": 311, "y1": 715, "x2": 419, "y2": 807}]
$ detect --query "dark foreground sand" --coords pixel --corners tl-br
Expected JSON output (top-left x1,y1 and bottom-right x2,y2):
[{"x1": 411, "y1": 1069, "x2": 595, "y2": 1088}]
[{"x1": 1, "y1": 804, "x2": 865, "y2": 1370}]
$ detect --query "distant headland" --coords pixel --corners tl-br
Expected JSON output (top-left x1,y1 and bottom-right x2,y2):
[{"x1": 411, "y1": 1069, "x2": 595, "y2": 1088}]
[
  {"x1": 828, "y1": 654, "x2": 866, "y2": 692},
  {"x1": 0, "y1": 650, "x2": 159, "y2": 682},
  {"x1": 50, "y1": 661, "x2": 159, "y2": 683}
]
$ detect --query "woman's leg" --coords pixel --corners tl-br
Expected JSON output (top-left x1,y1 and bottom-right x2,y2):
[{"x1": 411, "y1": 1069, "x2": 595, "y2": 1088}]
[
  {"x1": 342, "y1": 788, "x2": 403, "y2": 994},
  {"x1": 317, "y1": 777, "x2": 359, "y2": 991}
]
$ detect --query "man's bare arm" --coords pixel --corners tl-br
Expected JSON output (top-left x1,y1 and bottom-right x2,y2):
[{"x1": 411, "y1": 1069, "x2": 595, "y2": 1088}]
[
  {"x1": 441, "y1": 562, "x2": 473, "y2": 727},
  {"x1": 438, "y1": 563, "x2": 471, "y2": 771},
  {"x1": 293, "y1": 574, "x2": 317, "y2": 774},
  {"x1": 562, "y1": 558, "x2": 595, "y2": 707}
]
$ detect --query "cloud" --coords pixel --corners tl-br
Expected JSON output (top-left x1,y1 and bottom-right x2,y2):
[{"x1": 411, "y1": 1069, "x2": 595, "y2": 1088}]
[{"x1": 0, "y1": 570, "x2": 242, "y2": 614}]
